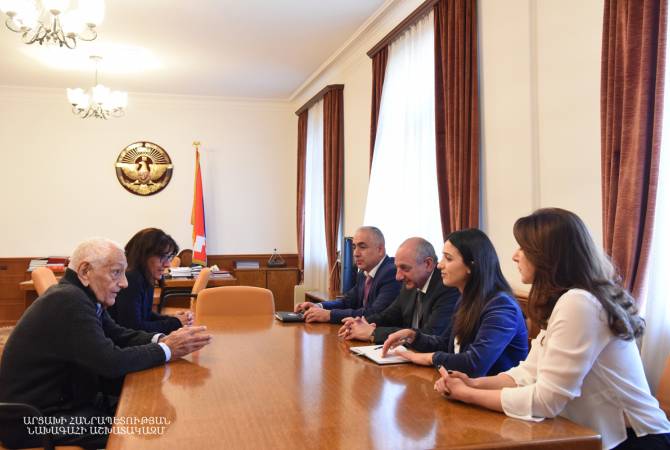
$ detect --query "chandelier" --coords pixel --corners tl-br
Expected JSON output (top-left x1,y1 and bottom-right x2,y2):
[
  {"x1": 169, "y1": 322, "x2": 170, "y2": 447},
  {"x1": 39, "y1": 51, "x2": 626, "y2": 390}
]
[
  {"x1": 0, "y1": 0, "x2": 104, "y2": 49},
  {"x1": 67, "y1": 55, "x2": 127, "y2": 119}
]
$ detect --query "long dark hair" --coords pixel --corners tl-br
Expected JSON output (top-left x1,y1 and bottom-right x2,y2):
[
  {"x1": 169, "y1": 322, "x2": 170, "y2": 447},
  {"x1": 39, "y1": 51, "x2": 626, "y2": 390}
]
[
  {"x1": 449, "y1": 229, "x2": 512, "y2": 345},
  {"x1": 125, "y1": 228, "x2": 179, "y2": 284},
  {"x1": 513, "y1": 208, "x2": 643, "y2": 340}
]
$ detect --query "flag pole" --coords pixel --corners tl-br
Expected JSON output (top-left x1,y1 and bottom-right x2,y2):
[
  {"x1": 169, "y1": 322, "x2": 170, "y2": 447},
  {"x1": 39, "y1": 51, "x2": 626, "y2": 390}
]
[{"x1": 191, "y1": 141, "x2": 207, "y2": 266}]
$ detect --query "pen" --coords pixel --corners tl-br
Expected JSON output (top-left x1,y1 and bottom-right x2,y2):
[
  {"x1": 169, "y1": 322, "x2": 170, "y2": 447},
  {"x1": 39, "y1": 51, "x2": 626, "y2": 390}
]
[{"x1": 374, "y1": 345, "x2": 383, "y2": 350}]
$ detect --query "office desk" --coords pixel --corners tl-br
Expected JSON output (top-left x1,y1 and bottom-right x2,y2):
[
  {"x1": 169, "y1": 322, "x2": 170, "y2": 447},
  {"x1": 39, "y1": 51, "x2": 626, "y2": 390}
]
[{"x1": 107, "y1": 317, "x2": 600, "y2": 450}]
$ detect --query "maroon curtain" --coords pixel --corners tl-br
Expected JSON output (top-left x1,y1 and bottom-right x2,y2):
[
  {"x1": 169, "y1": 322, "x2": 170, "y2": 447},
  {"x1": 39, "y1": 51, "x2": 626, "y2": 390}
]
[
  {"x1": 323, "y1": 87, "x2": 344, "y2": 297},
  {"x1": 434, "y1": 0, "x2": 480, "y2": 238},
  {"x1": 296, "y1": 111, "x2": 308, "y2": 279},
  {"x1": 370, "y1": 47, "x2": 388, "y2": 170},
  {"x1": 601, "y1": 0, "x2": 667, "y2": 304}
]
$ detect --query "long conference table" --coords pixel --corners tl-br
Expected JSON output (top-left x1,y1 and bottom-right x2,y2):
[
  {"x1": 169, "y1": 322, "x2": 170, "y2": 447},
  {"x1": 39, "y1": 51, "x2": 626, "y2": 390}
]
[{"x1": 107, "y1": 315, "x2": 601, "y2": 450}]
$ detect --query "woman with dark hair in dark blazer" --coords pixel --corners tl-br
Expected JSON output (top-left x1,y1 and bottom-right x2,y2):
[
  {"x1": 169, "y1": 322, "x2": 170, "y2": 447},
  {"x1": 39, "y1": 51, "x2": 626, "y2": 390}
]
[
  {"x1": 383, "y1": 228, "x2": 528, "y2": 377},
  {"x1": 108, "y1": 228, "x2": 192, "y2": 334}
]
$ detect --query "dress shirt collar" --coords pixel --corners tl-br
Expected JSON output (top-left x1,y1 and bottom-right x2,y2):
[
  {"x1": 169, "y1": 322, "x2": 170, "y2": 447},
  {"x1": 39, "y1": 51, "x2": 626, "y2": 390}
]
[
  {"x1": 364, "y1": 255, "x2": 386, "y2": 279},
  {"x1": 418, "y1": 270, "x2": 433, "y2": 295}
]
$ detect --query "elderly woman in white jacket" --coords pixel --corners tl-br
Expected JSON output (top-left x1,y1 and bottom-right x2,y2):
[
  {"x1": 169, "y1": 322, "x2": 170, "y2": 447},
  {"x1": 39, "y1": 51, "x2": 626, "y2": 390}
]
[{"x1": 435, "y1": 208, "x2": 670, "y2": 450}]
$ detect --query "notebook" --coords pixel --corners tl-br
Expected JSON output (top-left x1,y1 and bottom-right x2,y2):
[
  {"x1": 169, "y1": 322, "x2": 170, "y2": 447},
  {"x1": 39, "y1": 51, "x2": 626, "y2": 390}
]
[
  {"x1": 274, "y1": 311, "x2": 305, "y2": 322},
  {"x1": 349, "y1": 345, "x2": 410, "y2": 365}
]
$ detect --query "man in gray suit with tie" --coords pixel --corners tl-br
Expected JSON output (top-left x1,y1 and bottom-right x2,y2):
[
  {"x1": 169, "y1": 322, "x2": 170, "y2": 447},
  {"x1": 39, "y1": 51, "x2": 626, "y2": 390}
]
[{"x1": 339, "y1": 237, "x2": 459, "y2": 344}]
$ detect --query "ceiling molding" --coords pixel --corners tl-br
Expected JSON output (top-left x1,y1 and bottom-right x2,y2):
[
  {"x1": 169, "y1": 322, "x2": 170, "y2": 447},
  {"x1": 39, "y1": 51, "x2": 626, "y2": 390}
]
[
  {"x1": 0, "y1": 84, "x2": 293, "y2": 108},
  {"x1": 288, "y1": 0, "x2": 397, "y2": 102}
]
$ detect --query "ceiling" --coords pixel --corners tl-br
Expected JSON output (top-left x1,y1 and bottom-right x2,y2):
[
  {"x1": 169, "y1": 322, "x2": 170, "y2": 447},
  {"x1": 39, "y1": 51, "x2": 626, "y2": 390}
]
[{"x1": 0, "y1": 0, "x2": 387, "y2": 99}]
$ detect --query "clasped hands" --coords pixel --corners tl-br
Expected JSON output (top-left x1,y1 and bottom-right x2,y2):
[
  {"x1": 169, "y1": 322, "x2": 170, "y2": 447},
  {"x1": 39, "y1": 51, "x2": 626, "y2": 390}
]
[
  {"x1": 160, "y1": 325, "x2": 212, "y2": 361},
  {"x1": 338, "y1": 316, "x2": 376, "y2": 340},
  {"x1": 174, "y1": 310, "x2": 194, "y2": 327},
  {"x1": 434, "y1": 366, "x2": 473, "y2": 401}
]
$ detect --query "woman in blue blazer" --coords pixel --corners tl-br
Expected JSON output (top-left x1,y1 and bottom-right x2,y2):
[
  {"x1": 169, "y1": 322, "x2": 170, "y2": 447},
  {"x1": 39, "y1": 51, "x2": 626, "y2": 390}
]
[
  {"x1": 383, "y1": 228, "x2": 528, "y2": 377},
  {"x1": 108, "y1": 228, "x2": 191, "y2": 334}
]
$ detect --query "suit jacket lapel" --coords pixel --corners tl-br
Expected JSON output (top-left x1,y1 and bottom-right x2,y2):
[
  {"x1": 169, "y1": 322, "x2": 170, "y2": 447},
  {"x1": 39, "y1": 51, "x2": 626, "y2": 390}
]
[{"x1": 418, "y1": 268, "x2": 442, "y2": 324}]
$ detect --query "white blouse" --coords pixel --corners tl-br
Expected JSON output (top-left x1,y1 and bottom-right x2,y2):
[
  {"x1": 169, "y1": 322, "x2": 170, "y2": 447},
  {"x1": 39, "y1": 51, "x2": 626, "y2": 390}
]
[{"x1": 501, "y1": 289, "x2": 670, "y2": 449}]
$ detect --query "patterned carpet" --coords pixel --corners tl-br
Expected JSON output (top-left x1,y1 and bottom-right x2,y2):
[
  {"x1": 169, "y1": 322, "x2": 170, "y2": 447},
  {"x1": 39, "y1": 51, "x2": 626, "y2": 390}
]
[{"x1": 0, "y1": 326, "x2": 14, "y2": 356}]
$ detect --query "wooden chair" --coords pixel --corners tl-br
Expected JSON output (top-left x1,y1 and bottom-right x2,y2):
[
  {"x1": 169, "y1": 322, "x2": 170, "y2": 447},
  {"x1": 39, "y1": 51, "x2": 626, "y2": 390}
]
[
  {"x1": 160, "y1": 267, "x2": 211, "y2": 314},
  {"x1": 31, "y1": 267, "x2": 58, "y2": 296},
  {"x1": 195, "y1": 286, "x2": 274, "y2": 318},
  {"x1": 177, "y1": 249, "x2": 193, "y2": 268},
  {"x1": 657, "y1": 355, "x2": 670, "y2": 418}
]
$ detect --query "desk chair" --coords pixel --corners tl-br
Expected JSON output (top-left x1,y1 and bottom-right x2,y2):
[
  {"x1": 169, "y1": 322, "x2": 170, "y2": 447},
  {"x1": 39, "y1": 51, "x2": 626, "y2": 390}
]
[
  {"x1": 194, "y1": 286, "x2": 274, "y2": 318},
  {"x1": 160, "y1": 267, "x2": 211, "y2": 314},
  {"x1": 31, "y1": 267, "x2": 58, "y2": 297},
  {"x1": 658, "y1": 356, "x2": 670, "y2": 418},
  {"x1": 177, "y1": 249, "x2": 193, "y2": 267}
]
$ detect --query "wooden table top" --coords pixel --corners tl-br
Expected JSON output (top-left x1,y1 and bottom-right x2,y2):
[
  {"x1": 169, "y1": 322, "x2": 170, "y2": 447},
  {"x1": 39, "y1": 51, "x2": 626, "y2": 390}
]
[{"x1": 106, "y1": 316, "x2": 600, "y2": 450}]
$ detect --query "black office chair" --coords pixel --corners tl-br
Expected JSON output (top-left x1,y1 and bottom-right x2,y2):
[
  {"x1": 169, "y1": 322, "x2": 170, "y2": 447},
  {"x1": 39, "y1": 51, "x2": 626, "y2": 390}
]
[{"x1": 0, "y1": 402, "x2": 54, "y2": 449}]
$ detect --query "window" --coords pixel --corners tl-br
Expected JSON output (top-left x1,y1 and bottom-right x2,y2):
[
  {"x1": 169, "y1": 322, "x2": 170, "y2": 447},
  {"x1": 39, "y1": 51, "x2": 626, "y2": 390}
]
[
  {"x1": 303, "y1": 100, "x2": 329, "y2": 292},
  {"x1": 640, "y1": 35, "x2": 670, "y2": 391},
  {"x1": 364, "y1": 11, "x2": 443, "y2": 255}
]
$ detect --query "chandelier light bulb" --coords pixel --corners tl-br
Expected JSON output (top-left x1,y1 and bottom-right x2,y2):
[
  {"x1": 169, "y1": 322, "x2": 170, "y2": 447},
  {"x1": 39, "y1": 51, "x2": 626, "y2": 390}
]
[
  {"x1": 78, "y1": 0, "x2": 103, "y2": 26},
  {"x1": 67, "y1": 55, "x2": 127, "y2": 119},
  {"x1": 43, "y1": 0, "x2": 69, "y2": 14}
]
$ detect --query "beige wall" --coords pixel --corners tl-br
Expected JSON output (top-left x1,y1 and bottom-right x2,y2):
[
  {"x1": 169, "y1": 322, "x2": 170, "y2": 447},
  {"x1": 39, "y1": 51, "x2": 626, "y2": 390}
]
[
  {"x1": 293, "y1": 0, "x2": 604, "y2": 290},
  {"x1": 0, "y1": 87, "x2": 296, "y2": 256}
]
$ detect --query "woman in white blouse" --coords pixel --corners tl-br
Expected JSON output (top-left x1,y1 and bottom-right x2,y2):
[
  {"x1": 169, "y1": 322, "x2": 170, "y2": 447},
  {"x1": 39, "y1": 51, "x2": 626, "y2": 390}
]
[{"x1": 434, "y1": 208, "x2": 670, "y2": 450}]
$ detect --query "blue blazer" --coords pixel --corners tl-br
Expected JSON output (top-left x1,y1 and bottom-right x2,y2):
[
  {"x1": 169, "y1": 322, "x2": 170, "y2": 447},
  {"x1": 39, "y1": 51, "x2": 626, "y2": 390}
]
[
  {"x1": 320, "y1": 255, "x2": 401, "y2": 324},
  {"x1": 108, "y1": 269, "x2": 182, "y2": 334},
  {"x1": 411, "y1": 291, "x2": 528, "y2": 377}
]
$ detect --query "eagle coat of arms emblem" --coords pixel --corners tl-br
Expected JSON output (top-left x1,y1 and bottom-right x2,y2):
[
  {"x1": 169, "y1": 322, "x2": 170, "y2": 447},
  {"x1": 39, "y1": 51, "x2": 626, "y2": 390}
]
[{"x1": 115, "y1": 142, "x2": 173, "y2": 196}]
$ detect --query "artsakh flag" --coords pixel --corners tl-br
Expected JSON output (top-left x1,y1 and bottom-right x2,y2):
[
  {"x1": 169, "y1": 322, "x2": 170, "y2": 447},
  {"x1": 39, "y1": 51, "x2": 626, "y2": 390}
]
[{"x1": 191, "y1": 147, "x2": 207, "y2": 265}]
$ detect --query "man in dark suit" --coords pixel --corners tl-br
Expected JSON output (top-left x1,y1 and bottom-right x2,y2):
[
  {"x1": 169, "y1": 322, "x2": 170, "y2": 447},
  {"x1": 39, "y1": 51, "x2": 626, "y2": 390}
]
[
  {"x1": 0, "y1": 238, "x2": 211, "y2": 449},
  {"x1": 295, "y1": 226, "x2": 401, "y2": 323},
  {"x1": 338, "y1": 237, "x2": 459, "y2": 344}
]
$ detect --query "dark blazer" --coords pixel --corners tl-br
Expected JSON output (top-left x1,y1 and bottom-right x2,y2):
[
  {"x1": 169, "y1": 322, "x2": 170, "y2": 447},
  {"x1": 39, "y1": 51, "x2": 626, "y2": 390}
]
[
  {"x1": 365, "y1": 268, "x2": 459, "y2": 344},
  {"x1": 320, "y1": 255, "x2": 401, "y2": 324},
  {"x1": 108, "y1": 269, "x2": 181, "y2": 334},
  {"x1": 0, "y1": 269, "x2": 167, "y2": 415},
  {"x1": 411, "y1": 291, "x2": 528, "y2": 377}
]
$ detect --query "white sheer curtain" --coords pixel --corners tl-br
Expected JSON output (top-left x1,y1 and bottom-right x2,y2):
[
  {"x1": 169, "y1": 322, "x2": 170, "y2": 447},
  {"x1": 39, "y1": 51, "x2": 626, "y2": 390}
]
[
  {"x1": 303, "y1": 99, "x2": 329, "y2": 292},
  {"x1": 640, "y1": 32, "x2": 670, "y2": 392},
  {"x1": 363, "y1": 11, "x2": 443, "y2": 256}
]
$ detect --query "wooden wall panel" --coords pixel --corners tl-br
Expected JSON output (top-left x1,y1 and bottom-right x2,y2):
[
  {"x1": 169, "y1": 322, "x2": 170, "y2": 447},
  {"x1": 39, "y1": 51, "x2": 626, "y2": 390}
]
[
  {"x1": 0, "y1": 258, "x2": 33, "y2": 325},
  {"x1": 266, "y1": 269, "x2": 299, "y2": 311},
  {"x1": 207, "y1": 254, "x2": 298, "y2": 271}
]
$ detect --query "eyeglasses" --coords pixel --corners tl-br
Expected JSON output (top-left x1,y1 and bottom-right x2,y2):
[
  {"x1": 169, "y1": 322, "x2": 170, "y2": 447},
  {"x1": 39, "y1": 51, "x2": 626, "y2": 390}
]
[{"x1": 159, "y1": 253, "x2": 176, "y2": 264}]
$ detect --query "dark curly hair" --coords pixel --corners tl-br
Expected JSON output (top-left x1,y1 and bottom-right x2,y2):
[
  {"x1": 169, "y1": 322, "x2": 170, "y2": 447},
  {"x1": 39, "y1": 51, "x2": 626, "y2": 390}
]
[
  {"x1": 125, "y1": 228, "x2": 179, "y2": 285},
  {"x1": 513, "y1": 208, "x2": 643, "y2": 340}
]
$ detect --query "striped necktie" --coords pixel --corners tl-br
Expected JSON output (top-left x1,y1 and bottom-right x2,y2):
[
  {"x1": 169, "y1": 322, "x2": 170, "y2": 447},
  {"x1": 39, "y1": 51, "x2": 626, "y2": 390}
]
[{"x1": 363, "y1": 275, "x2": 373, "y2": 306}]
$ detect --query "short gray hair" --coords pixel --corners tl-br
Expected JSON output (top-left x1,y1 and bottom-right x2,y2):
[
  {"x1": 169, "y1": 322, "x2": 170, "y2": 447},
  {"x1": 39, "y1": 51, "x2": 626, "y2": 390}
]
[
  {"x1": 357, "y1": 226, "x2": 385, "y2": 248},
  {"x1": 400, "y1": 237, "x2": 437, "y2": 264},
  {"x1": 68, "y1": 238, "x2": 124, "y2": 270}
]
